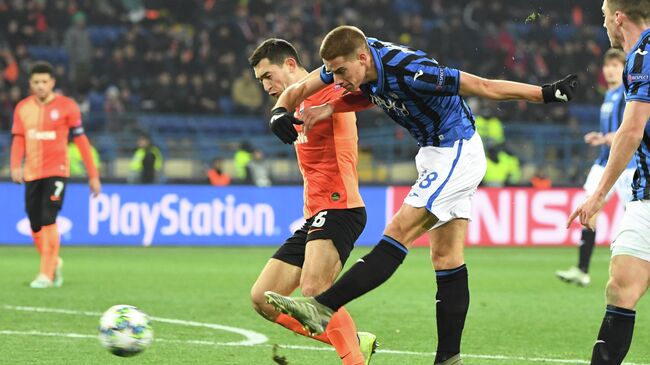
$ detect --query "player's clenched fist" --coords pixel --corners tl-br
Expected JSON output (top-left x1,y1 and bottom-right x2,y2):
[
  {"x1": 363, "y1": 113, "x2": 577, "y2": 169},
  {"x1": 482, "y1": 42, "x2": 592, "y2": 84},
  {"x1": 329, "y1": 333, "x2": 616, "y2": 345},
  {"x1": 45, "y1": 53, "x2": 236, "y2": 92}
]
[
  {"x1": 542, "y1": 74, "x2": 579, "y2": 103},
  {"x1": 269, "y1": 107, "x2": 304, "y2": 144}
]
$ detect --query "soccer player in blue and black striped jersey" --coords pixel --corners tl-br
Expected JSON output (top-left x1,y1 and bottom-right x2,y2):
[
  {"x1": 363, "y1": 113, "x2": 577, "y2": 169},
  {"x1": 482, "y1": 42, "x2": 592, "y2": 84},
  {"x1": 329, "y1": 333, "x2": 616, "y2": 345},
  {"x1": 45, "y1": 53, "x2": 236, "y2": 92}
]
[
  {"x1": 569, "y1": 0, "x2": 650, "y2": 363},
  {"x1": 556, "y1": 48, "x2": 635, "y2": 288},
  {"x1": 264, "y1": 26, "x2": 578, "y2": 365}
]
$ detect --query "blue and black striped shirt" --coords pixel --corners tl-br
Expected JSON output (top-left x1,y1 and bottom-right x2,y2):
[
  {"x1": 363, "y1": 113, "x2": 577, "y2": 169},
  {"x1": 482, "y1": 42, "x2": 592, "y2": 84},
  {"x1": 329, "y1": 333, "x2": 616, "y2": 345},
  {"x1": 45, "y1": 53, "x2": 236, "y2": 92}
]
[
  {"x1": 595, "y1": 84, "x2": 634, "y2": 168},
  {"x1": 320, "y1": 37, "x2": 475, "y2": 147},
  {"x1": 623, "y1": 28, "x2": 650, "y2": 201}
]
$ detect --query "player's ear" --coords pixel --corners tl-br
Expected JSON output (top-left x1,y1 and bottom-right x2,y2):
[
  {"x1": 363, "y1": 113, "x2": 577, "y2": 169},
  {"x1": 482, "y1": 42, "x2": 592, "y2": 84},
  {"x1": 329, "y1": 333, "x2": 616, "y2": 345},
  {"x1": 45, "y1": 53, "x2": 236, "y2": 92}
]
[{"x1": 285, "y1": 57, "x2": 297, "y2": 72}]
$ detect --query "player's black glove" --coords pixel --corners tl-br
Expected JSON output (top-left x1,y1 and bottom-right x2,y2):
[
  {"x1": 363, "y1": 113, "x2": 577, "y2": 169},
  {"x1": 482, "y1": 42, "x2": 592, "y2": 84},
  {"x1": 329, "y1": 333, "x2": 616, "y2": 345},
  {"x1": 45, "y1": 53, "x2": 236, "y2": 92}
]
[
  {"x1": 542, "y1": 74, "x2": 579, "y2": 103},
  {"x1": 269, "y1": 107, "x2": 303, "y2": 144}
]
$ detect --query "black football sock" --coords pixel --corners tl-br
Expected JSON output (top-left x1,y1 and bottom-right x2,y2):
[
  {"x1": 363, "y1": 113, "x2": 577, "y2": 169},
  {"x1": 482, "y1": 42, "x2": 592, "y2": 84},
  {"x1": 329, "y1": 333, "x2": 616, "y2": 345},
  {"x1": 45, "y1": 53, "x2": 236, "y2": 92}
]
[
  {"x1": 434, "y1": 264, "x2": 469, "y2": 364},
  {"x1": 316, "y1": 236, "x2": 408, "y2": 311},
  {"x1": 591, "y1": 305, "x2": 635, "y2": 365},
  {"x1": 578, "y1": 228, "x2": 596, "y2": 273}
]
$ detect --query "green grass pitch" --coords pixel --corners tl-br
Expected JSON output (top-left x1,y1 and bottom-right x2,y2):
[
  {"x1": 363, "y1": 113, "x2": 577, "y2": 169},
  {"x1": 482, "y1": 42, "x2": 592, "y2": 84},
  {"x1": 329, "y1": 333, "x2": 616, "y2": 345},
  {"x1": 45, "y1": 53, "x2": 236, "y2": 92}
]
[{"x1": 1, "y1": 245, "x2": 648, "y2": 365}]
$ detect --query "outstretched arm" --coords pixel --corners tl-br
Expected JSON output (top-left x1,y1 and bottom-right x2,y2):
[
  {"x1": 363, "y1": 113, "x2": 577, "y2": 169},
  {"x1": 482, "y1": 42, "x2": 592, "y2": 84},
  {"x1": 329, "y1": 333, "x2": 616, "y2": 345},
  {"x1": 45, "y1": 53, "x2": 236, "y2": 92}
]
[
  {"x1": 459, "y1": 71, "x2": 578, "y2": 103},
  {"x1": 273, "y1": 68, "x2": 329, "y2": 111},
  {"x1": 300, "y1": 91, "x2": 374, "y2": 133},
  {"x1": 568, "y1": 101, "x2": 650, "y2": 229}
]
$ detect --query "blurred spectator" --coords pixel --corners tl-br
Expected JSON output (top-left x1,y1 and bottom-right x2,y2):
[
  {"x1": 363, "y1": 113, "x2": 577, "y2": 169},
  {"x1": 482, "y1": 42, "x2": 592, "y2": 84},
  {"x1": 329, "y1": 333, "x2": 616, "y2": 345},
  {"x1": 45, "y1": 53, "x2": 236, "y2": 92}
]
[
  {"x1": 531, "y1": 166, "x2": 552, "y2": 188},
  {"x1": 231, "y1": 69, "x2": 263, "y2": 114},
  {"x1": 129, "y1": 134, "x2": 162, "y2": 184},
  {"x1": 474, "y1": 110, "x2": 504, "y2": 146},
  {"x1": 207, "y1": 158, "x2": 231, "y2": 186},
  {"x1": 63, "y1": 11, "x2": 92, "y2": 95},
  {"x1": 68, "y1": 140, "x2": 101, "y2": 177},
  {"x1": 233, "y1": 141, "x2": 253, "y2": 182},
  {"x1": 104, "y1": 85, "x2": 124, "y2": 130},
  {"x1": 246, "y1": 149, "x2": 272, "y2": 187},
  {"x1": 483, "y1": 143, "x2": 522, "y2": 187}
]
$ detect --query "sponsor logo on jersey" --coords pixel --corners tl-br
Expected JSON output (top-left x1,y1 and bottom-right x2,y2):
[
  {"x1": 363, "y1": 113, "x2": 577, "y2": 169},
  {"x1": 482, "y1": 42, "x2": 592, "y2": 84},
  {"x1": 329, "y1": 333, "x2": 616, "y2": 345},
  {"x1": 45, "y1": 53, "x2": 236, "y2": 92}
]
[
  {"x1": 369, "y1": 94, "x2": 409, "y2": 116},
  {"x1": 295, "y1": 132, "x2": 308, "y2": 144},
  {"x1": 27, "y1": 129, "x2": 56, "y2": 140},
  {"x1": 331, "y1": 192, "x2": 340, "y2": 201},
  {"x1": 628, "y1": 74, "x2": 650, "y2": 82}
]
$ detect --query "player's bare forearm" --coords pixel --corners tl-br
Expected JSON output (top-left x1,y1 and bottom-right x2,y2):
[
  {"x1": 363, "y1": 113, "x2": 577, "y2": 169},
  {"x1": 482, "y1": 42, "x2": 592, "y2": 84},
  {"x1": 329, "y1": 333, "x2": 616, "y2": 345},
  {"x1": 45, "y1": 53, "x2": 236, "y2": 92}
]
[
  {"x1": 328, "y1": 91, "x2": 374, "y2": 113},
  {"x1": 73, "y1": 135, "x2": 100, "y2": 179},
  {"x1": 459, "y1": 72, "x2": 543, "y2": 102},
  {"x1": 10, "y1": 135, "x2": 25, "y2": 184},
  {"x1": 273, "y1": 68, "x2": 327, "y2": 112},
  {"x1": 594, "y1": 130, "x2": 640, "y2": 200}
]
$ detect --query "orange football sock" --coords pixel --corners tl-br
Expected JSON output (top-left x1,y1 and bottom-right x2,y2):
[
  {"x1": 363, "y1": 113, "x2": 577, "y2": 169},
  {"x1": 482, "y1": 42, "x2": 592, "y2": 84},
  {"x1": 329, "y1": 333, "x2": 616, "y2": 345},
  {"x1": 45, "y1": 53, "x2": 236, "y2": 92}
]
[
  {"x1": 275, "y1": 313, "x2": 331, "y2": 344},
  {"x1": 326, "y1": 307, "x2": 364, "y2": 365},
  {"x1": 31, "y1": 230, "x2": 43, "y2": 255},
  {"x1": 39, "y1": 224, "x2": 60, "y2": 281}
]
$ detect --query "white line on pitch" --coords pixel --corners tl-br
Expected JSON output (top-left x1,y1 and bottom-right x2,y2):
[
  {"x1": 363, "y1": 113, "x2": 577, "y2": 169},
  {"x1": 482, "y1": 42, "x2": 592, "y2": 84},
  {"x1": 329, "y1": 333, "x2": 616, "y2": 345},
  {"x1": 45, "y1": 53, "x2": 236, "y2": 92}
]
[
  {"x1": 3, "y1": 304, "x2": 267, "y2": 346},
  {"x1": 1, "y1": 329, "x2": 649, "y2": 365},
  {"x1": 4, "y1": 305, "x2": 649, "y2": 365}
]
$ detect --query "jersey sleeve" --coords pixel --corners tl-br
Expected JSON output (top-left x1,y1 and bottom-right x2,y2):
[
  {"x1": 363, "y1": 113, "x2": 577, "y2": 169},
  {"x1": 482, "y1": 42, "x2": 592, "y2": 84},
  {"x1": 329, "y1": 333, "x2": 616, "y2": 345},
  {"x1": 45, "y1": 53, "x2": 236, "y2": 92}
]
[
  {"x1": 626, "y1": 52, "x2": 650, "y2": 103},
  {"x1": 67, "y1": 99, "x2": 86, "y2": 136},
  {"x1": 408, "y1": 64, "x2": 461, "y2": 96},
  {"x1": 320, "y1": 64, "x2": 334, "y2": 84},
  {"x1": 328, "y1": 91, "x2": 373, "y2": 113},
  {"x1": 11, "y1": 104, "x2": 24, "y2": 135}
]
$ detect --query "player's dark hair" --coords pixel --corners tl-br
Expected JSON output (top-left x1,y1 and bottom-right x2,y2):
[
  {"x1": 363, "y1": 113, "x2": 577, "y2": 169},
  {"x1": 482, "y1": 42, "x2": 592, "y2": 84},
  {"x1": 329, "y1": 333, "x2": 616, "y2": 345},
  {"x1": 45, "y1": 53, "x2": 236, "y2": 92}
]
[
  {"x1": 249, "y1": 38, "x2": 303, "y2": 68},
  {"x1": 29, "y1": 61, "x2": 55, "y2": 77},
  {"x1": 604, "y1": 48, "x2": 626, "y2": 64},
  {"x1": 607, "y1": 0, "x2": 650, "y2": 23},
  {"x1": 320, "y1": 26, "x2": 368, "y2": 61}
]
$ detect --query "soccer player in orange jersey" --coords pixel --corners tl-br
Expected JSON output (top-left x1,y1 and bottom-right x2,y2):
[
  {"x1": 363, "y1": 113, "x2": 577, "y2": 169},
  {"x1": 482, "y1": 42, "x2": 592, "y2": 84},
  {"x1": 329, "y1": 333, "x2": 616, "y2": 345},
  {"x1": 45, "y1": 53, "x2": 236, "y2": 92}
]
[
  {"x1": 248, "y1": 39, "x2": 376, "y2": 365},
  {"x1": 10, "y1": 61, "x2": 101, "y2": 288}
]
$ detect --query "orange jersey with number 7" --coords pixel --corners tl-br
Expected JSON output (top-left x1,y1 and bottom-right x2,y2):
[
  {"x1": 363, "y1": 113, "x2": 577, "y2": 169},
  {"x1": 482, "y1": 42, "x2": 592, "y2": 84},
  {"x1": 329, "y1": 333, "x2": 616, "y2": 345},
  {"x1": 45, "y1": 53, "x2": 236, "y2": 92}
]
[
  {"x1": 11, "y1": 95, "x2": 83, "y2": 182},
  {"x1": 293, "y1": 84, "x2": 364, "y2": 219}
]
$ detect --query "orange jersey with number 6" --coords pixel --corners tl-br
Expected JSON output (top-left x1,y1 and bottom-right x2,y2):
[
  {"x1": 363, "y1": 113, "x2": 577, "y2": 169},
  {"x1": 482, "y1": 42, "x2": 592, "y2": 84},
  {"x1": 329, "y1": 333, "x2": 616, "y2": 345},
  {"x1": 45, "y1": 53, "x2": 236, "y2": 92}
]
[
  {"x1": 294, "y1": 84, "x2": 364, "y2": 219},
  {"x1": 12, "y1": 95, "x2": 82, "y2": 181}
]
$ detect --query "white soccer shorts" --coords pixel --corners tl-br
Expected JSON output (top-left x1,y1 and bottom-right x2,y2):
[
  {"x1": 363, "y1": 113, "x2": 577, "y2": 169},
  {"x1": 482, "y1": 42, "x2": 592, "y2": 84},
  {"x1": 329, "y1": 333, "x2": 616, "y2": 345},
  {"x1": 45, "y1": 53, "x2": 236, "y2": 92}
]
[
  {"x1": 404, "y1": 131, "x2": 486, "y2": 229},
  {"x1": 583, "y1": 164, "x2": 635, "y2": 203},
  {"x1": 612, "y1": 200, "x2": 650, "y2": 262}
]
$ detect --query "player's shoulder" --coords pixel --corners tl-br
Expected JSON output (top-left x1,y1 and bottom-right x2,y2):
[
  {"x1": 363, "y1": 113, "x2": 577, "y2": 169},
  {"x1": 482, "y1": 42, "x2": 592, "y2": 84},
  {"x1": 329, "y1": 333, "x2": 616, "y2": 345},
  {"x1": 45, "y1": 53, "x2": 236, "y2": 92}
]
[
  {"x1": 56, "y1": 94, "x2": 79, "y2": 107},
  {"x1": 15, "y1": 95, "x2": 35, "y2": 110}
]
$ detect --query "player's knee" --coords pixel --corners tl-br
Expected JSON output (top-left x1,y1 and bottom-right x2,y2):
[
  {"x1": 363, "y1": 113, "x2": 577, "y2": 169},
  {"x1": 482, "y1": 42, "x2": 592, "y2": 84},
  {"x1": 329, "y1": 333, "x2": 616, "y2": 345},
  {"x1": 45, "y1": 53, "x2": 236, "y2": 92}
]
[
  {"x1": 430, "y1": 248, "x2": 463, "y2": 270},
  {"x1": 300, "y1": 278, "x2": 331, "y2": 297},
  {"x1": 605, "y1": 277, "x2": 639, "y2": 308},
  {"x1": 250, "y1": 287, "x2": 275, "y2": 320}
]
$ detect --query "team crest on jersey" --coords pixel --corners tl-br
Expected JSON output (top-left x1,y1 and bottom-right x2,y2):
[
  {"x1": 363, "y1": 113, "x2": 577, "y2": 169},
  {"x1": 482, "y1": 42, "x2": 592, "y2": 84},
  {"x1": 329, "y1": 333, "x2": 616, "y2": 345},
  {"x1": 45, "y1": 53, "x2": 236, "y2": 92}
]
[{"x1": 50, "y1": 109, "x2": 60, "y2": 121}]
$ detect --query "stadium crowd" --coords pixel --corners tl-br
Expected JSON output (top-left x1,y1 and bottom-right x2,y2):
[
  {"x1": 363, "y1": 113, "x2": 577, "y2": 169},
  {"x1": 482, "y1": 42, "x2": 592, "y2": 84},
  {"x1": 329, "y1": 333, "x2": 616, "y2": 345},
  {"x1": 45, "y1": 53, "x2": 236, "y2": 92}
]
[{"x1": 0, "y1": 0, "x2": 612, "y2": 131}]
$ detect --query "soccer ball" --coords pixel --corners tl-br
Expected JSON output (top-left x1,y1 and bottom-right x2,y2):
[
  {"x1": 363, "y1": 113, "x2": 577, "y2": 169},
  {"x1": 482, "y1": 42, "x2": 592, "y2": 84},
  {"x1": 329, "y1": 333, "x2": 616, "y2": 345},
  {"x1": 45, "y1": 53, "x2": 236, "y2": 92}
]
[{"x1": 98, "y1": 304, "x2": 153, "y2": 357}]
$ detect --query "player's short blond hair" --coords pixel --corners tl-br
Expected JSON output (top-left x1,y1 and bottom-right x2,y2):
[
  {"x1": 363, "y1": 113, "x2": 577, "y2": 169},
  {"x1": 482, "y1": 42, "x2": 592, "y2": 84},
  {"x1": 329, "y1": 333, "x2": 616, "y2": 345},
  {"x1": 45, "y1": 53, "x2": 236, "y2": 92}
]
[
  {"x1": 319, "y1": 26, "x2": 369, "y2": 61},
  {"x1": 604, "y1": 48, "x2": 626, "y2": 64},
  {"x1": 607, "y1": 0, "x2": 650, "y2": 23}
]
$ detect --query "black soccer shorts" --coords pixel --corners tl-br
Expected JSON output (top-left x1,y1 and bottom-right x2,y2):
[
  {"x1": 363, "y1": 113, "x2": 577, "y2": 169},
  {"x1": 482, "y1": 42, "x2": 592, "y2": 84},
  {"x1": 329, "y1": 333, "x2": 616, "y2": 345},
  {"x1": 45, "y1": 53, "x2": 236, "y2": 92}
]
[
  {"x1": 24, "y1": 177, "x2": 68, "y2": 232},
  {"x1": 272, "y1": 207, "x2": 367, "y2": 268}
]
